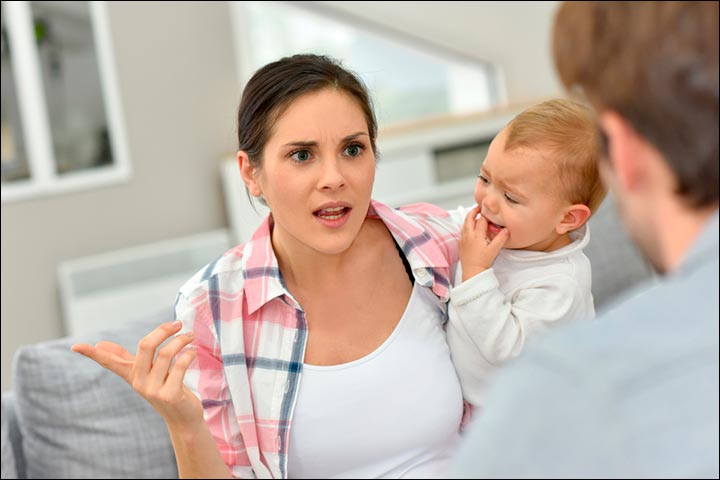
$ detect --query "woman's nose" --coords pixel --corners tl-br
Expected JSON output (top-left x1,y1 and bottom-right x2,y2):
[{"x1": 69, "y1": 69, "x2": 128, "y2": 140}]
[{"x1": 319, "y1": 158, "x2": 346, "y2": 190}]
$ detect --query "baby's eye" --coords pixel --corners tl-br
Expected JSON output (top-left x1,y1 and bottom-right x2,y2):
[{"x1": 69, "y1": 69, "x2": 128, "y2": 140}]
[
  {"x1": 505, "y1": 193, "x2": 519, "y2": 204},
  {"x1": 478, "y1": 174, "x2": 489, "y2": 184},
  {"x1": 343, "y1": 144, "x2": 363, "y2": 157},
  {"x1": 291, "y1": 150, "x2": 312, "y2": 163}
]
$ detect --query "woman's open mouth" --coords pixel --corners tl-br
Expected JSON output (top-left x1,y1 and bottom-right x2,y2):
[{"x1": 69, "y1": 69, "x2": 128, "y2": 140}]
[{"x1": 313, "y1": 205, "x2": 351, "y2": 228}]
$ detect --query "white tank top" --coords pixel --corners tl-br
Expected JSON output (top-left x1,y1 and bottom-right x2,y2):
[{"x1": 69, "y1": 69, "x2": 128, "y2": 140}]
[{"x1": 287, "y1": 284, "x2": 464, "y2": 479}]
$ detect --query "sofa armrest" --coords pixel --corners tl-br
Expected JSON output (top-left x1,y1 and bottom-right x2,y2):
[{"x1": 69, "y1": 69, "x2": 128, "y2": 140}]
[
  {"x1": 11, "y1": 310, "x2": 179, "y2": 479},
  {"x1": 2, "y1": 392, "x2": 25, "y2": 479}
]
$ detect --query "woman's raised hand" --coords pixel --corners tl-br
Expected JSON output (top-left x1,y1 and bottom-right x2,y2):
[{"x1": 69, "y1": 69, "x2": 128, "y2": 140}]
[{"x1": 71, "y1": 320, "x2": 204, "y2": 428}]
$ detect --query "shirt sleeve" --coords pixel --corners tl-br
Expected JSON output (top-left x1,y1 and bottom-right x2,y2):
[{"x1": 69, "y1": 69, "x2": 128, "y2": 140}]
[
  {"x1": 397, "y1": 202, "x2": 471, "y2": 267},
  {"x1": 176, "y1": 292, "x2": 256, "y2": 479}
]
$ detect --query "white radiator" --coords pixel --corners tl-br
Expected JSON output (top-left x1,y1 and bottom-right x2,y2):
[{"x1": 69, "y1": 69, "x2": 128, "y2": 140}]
[{"x1": 57, "y1": 229, "x2": 231, "y2": 336}]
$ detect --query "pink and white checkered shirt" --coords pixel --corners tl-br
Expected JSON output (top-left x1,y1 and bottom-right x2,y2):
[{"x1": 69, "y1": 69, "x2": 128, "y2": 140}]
[{"x1": 176, "y1": 200, "x2": 461, "y2": 479}]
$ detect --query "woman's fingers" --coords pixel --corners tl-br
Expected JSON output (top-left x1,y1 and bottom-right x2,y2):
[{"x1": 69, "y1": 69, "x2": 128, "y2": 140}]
[
  {"x1": 165, "y1": 346, "x2": 197, "y2": 390},
  {"x1": 146, "y1": 331, "x2": 196, "y2": 386},
  {"x1": 133, "y1": 321, "x2": 184, "y2": 377},
  {"x1": 71, "y1": 342, "x2": 134, "y2": 382},
  {"x1": 95, "y1": 341, "x2": 135, "y2": 361},
  {"x1": 72, "y1": 322, "x2": 195, "y2": 403}
]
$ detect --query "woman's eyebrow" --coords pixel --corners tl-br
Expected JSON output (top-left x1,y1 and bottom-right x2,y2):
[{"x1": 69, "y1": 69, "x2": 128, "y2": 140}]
[
  {"x1": 342, "y1": 132, "x2": 369, "y2": 142},
  {"x1": 282, "y1": 131, "x2": 368, "y2": 148},
  {"x1": 282, "y1": 140, "x2": 317, "y2": 148}
]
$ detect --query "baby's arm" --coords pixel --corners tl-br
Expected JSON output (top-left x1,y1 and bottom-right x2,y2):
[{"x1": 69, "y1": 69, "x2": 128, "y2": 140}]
[
  {"x1": 450, "y1": 273, "x2": 586, "y2": 362},
  {"x1": 447, "y1": 271, "x2": 588, "y2": 407}
]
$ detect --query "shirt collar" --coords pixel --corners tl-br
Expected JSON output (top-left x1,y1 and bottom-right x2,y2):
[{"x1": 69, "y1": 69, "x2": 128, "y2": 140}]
[
  {"x1": 243, "y1": 199, "x2": 453, "y2": 314},
  {"x1": 369, "y1": 200, "x2": 453, "y2": 300},
  {"x1": 241, "y1": 215, "x2": 288, "y2": 315}
]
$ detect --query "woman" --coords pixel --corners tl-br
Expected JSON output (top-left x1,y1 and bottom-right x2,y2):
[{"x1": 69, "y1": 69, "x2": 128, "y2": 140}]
[{"x1": 73, "y1": 54, "x2": 464, "y2": 479}]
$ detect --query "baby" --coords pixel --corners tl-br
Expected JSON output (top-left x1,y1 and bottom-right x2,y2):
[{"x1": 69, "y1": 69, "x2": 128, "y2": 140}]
[{"x1": 447, "y1": 98, "x2": 607, "y2": 412}]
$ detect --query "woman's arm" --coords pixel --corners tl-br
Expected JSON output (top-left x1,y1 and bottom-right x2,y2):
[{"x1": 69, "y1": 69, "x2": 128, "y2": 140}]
[{"x1": 168, "y1": 415, "x2": 233, "y2": 478}]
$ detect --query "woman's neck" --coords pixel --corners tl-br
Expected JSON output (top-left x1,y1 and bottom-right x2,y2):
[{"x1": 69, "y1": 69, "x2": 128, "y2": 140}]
[{"x1": 272, "y1": 218, "x2": 386, "y2": 291}]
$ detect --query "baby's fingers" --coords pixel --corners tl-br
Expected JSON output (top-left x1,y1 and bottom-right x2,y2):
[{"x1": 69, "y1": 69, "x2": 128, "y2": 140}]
[
  {"x1": 462, "y1": 205, "x2": 481, "y2": 236},
  {"x1": 474, "y1": 214, "x2": 489, "y2": 239},
  {"x1": 488, "y1": 227, "x2": 510, "y2": 254}
]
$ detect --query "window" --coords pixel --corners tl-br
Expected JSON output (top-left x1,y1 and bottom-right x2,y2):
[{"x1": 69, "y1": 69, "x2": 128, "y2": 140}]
[
  {"x1": 231, "y1": 1, "x2": 502, "y2": 128},
  {"x1": 1, "y1": 1, "x2": 129, "y2": 203},
  {"x1": 434, "y1": 138, "x2": 493, "y2": 184}
]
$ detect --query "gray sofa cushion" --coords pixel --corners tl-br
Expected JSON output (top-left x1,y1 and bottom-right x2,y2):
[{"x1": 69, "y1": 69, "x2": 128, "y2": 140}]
[
  {"x1": 585, "y1": 194, "x2": 656, "y2": 311},
  {"x1": 12, "y1": 311, "x2": 178, "y2": 479},
  {"x1": 2, "y1": 395, "x2": 18, "y2": 479}
]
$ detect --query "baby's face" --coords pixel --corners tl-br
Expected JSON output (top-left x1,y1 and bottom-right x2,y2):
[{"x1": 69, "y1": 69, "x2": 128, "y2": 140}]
[{"x1": 474, "y1": 130, "x2": 571, "y2": 252}]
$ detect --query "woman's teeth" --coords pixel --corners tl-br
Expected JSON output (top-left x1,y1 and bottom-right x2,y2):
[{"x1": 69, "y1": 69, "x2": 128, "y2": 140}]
[{"x1": 316, "y1": 206, "x2": 346, "y2": 220}]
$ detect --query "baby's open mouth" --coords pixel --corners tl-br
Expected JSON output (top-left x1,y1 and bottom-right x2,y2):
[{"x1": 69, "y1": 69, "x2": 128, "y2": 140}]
[{"x1": 487, "y1": 219, "x2": 504, "y2": 229}]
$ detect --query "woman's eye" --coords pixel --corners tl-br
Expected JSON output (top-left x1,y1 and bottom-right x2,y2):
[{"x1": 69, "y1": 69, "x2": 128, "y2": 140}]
[
  {"x1": 344, "y1": 144, "x2": 362, "y2": 157},
  {"x1": 291, "y1": 150, "x2": 311, "y2": 162}
]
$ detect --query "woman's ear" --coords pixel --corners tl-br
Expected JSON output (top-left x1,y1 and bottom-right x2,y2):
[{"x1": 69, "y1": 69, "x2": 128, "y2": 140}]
[
  {"x1": 238, "y1": 151, "x2": 262, "y2": 197},
  {"x1": 556, "y1": 204, "x2": 591, "y2": 235}
]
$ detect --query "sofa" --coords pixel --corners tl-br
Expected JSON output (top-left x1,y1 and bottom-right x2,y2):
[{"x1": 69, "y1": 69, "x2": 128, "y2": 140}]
[
  {"x1": 0, "y1": 195, "x2": 655, "y2": 479},
  {"x1": 1, "y1": 310, "x2": 179, "y2": 479}
]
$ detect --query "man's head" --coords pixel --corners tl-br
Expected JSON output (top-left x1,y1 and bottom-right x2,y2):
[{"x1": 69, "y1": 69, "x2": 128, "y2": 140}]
[
  {"x1": 553, "y1": 1, "x2": 719, "y2": 272},
  {"x1": 474, "y1": 99, "x2": 606, "y2": 252}
]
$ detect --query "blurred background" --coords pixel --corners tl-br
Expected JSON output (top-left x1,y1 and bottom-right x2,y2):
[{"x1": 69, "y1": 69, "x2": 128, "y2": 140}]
[{"x1": 1, "y1": 1, "x2": 567, "y2": 392}]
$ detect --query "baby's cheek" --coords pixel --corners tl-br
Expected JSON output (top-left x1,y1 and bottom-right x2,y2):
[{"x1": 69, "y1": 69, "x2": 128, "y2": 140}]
[{"x1": 473, "y1": 186, "x2": 485, "y2": 205}]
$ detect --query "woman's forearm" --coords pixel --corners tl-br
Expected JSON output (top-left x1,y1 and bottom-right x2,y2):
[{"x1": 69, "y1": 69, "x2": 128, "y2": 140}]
[{"x1": 168, "y1": 420, "x2": 234, "y2": 479}]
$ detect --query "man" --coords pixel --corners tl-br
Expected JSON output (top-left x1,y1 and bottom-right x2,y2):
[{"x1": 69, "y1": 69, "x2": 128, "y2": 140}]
[{"x1": 452, "y1": 2, "x2": 719, "y2": 477}]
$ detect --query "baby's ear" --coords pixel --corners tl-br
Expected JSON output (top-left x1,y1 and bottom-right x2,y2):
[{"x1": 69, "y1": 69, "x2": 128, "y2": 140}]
[{"x1": 556, "y1": 204, "x2": 591, "y2": 234}]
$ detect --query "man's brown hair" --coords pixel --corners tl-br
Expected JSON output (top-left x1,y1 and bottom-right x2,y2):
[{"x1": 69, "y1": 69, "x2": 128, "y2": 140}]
[{"x1": 553, "y1": 1, "x2": 718, "y2": 208}]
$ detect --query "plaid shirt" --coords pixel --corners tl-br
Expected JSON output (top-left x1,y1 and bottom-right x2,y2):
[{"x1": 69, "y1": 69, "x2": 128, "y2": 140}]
[{"x1": 177, "y1": 200, "x2": 461, "y2": 479}]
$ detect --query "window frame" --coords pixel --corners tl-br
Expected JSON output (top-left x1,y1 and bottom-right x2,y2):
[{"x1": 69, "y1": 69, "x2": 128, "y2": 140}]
[{"x1": 1, "y1": 0, "x2": 131, "y2": 204}]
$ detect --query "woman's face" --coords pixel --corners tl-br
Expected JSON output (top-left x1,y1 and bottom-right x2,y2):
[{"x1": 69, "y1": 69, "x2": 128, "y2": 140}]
[{"x1": 244, "y1": 88, "x2": 376, "y2": 256}]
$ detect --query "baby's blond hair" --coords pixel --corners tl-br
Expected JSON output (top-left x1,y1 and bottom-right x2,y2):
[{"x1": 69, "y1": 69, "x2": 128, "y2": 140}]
[{"x1": 504, "y1": 98, "x2": 607, "y2": 214}]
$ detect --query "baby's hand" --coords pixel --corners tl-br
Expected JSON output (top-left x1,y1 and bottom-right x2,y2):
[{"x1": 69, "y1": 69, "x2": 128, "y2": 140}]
[{"x1": 459, "y1": 205, "x2": 509, "y2": 281}]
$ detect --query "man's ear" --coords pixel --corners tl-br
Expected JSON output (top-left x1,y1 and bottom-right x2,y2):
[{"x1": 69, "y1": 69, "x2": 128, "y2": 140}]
[
  {"x1": 599, "y1": 111, "x2": 649, "y2": 192},
  {"x1": 556, "y1": 204, "x2": 591, "y2": 234},
  {"x1": 238, "y1": 151, "x2": 262, "y2": 197}
]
